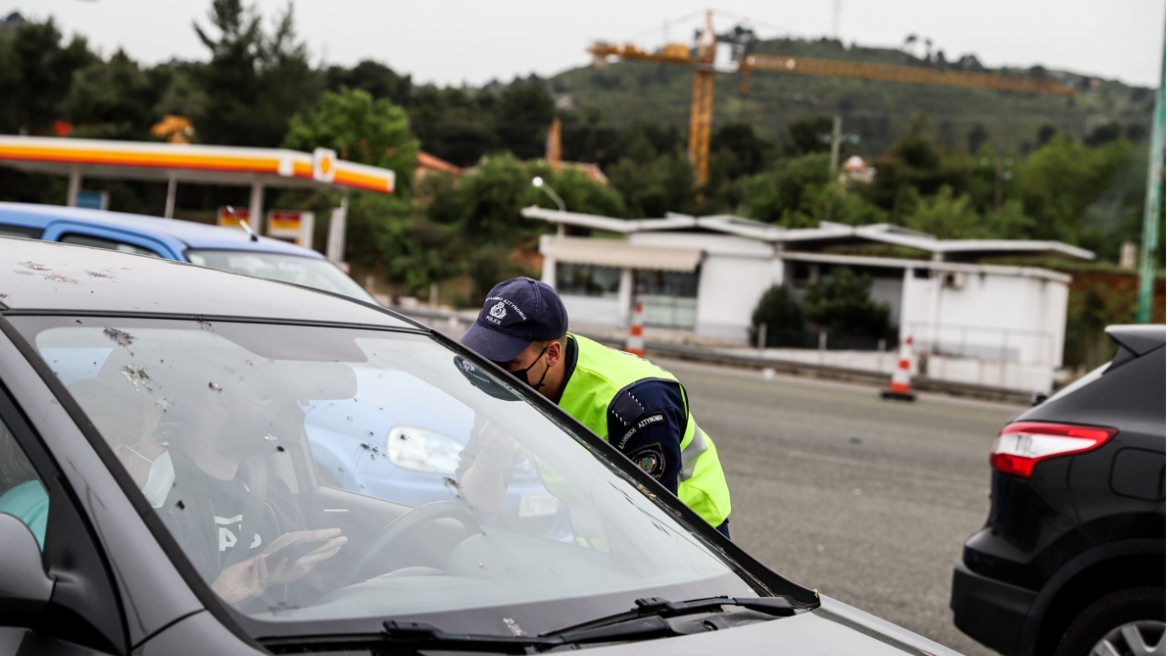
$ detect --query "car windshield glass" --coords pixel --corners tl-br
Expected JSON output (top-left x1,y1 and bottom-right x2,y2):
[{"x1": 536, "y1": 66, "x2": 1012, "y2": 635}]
[
  {"x1": 21, "y1": 317, "x2": 755, "y2": 634},
  {"x1": 186, "y1": 250, "x2": 376, "y2": 304}
]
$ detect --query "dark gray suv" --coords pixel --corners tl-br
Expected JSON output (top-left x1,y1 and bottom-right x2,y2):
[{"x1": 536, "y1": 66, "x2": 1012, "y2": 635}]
[{"x1": 950, "y1": 325, "x2": 1165, "y2": 656}]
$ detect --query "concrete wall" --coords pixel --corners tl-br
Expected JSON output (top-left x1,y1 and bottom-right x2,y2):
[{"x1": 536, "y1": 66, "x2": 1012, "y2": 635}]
[{"x1": 900, "y1": 268, "x2": 1068, "y2": 366}]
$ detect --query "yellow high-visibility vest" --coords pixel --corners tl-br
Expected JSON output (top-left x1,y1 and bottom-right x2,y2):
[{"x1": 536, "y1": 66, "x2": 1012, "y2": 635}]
[{"x1": 557, "y1": 334, "x2": 731, "y2": 527}]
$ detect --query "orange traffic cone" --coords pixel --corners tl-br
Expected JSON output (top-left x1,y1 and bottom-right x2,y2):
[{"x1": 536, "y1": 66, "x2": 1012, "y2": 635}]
[
  {"x1": 626, "y1": 301, "x2": 645, "y2": 358},
  {"x1": 881, "y1": 335, "x2": 916, "y2": 401}
]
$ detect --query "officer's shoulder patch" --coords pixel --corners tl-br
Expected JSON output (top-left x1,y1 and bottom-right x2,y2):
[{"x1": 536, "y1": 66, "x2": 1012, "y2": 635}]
[
  {"x1": 609, "y1": 389, "x2": 647, "y2": 427},
  {"x1": 615, "y1": 411, "x2": 665, "y2": 449},
  {"x1": 627, "y1": 443, "x2": 666, "y2": 480}
]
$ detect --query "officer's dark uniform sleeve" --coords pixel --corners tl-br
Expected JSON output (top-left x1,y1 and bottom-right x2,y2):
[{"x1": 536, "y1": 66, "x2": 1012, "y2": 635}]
[{"x1": 605, "y1": 379, "x2": 687, "y2": 496}]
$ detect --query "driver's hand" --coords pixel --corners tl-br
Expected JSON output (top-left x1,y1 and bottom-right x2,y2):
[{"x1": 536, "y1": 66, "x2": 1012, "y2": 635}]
[
  {"x1": 475, "y1": 420, "x2": 521, "y2": 475},
  {"x1": 265, "y1": 528, "x2": 347, "y2": 585},
  {"x1": 212, "y1": 554, "x2": 271, "y2": 605}
]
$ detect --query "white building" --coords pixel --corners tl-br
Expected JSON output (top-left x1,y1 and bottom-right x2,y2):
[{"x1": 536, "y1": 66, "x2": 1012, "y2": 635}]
[{"x1": 525, "y1": 208, "x2": 1093, "y2": 391}]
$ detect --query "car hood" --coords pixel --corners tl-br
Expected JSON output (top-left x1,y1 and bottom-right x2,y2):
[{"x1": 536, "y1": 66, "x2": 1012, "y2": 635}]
[{"x1": 583, "y1": 595, "x2": 963, "y2": 656}]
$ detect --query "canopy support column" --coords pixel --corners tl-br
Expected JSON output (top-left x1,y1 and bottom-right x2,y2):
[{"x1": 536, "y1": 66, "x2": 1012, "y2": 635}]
[
  {"x1": 618, "y1": 267, "x2": 633, "y2": 327},
  {"x1": 249, "y1": 181, "x2": 264, "y2": 234},
  {"x1": 326, "y1": 191, "x2": 349, "y2": 265},
  {"x1": 66, "y1": 167, "x2": 81, "y2": 207},
  {"x1": 164, "y1": 175, "x2": 177, "y2": 218}
]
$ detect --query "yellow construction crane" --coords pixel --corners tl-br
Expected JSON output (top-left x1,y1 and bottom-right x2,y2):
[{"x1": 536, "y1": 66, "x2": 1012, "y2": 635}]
[{"x1": 587, "y1": 11, "x2": 1076, "y2": 187}]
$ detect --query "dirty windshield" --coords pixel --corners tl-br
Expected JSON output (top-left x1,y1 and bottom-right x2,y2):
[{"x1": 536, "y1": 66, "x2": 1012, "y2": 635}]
[{"x1": 21, "y1": 316, "x2": 754, "y2": 630}]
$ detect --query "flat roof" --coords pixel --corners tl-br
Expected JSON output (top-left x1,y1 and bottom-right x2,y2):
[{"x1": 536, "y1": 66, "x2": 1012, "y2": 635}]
[
  {"x1": 521, "y1": 208, "x2": 1094, "y2": 262},
  {"x1": 0, "y1": 136, "x2": 396, "y2": 194}
]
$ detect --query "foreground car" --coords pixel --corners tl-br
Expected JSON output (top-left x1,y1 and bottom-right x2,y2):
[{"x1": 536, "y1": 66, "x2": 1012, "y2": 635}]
[
  {"x1": 0, "y1": 239, "x2": 962, "y2": 655},
  {"x1": 0, "y1": 201, "x2": 376, "y2": 303},
  {"x1": 950, "y1": 325, "x2": 1165, "y2": 656}
]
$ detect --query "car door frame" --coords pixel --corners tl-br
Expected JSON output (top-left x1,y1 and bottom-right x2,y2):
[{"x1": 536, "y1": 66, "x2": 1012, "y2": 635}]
[{"x1": 40, "y1": 222, "x2": 180, "y2": 260}]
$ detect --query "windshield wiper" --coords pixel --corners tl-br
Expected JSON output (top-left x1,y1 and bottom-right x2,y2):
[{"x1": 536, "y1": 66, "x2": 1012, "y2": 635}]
[
  {"x1": 379, "y1": 596, "x2": 795, "y2": 654},
  {"x1": 383, "y1": 616, "x2": 676, "y2": 654},
  {"x1": 545, "y1": 596, "x2": 796, "y2": 638}
]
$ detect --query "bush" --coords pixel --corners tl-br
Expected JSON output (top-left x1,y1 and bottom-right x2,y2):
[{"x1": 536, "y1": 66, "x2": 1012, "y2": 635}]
[
  {"x1": 802, "y1": 268, "x2": 891, "y2": 339},
  {"x1": 749, "y1": 285, "x2": 805, "y2": 347}
]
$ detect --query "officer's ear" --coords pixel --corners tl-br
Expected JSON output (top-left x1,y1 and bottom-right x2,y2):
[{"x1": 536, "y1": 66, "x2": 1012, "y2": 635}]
[{"x1": 546, "y1": 338, "x2": 565, "y2": 367}]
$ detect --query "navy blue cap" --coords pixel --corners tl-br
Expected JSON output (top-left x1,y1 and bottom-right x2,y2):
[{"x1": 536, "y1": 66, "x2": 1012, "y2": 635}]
[{"x1": 460, "y1": 277, "x2": 568, "y2": 363}]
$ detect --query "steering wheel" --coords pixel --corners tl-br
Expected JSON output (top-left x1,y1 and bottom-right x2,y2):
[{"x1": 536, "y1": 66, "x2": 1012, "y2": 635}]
[{"x1": 348, "y1": 501, "x2": 482, "y2": 584}]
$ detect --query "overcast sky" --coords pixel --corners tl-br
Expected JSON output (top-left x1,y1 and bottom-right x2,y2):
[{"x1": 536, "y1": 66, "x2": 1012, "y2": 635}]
[{"x1": 13, "y1": 0, "x2": 1167, "y2": 88}]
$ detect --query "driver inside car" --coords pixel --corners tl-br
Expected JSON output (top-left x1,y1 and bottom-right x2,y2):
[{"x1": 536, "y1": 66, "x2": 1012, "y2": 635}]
[{"x1": 157, "y1": 364, "x2": 347, "y2": 608}]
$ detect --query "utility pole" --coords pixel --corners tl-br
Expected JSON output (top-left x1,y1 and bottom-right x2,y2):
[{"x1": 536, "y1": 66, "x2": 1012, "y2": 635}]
[
  {"x1": 992, "y1": 157, "x2": 1014, "y2": 213},
  {"x1": 830, "y1": 113, "x2": 842, "y2": 174},
  {"x1": 1137, "y1": 39, "x2": 1165, "y2": 324}
]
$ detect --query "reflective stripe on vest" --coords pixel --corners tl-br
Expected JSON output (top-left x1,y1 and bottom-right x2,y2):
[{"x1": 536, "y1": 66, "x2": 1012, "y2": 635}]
[{"x1": 558, "y1": 334, "x2": 731, "y2": 527}]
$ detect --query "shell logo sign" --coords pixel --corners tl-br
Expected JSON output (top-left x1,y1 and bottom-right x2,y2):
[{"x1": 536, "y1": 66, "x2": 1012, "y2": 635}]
[{"x1": 313, "y1": 148, "x2": 337, "y2": 183}]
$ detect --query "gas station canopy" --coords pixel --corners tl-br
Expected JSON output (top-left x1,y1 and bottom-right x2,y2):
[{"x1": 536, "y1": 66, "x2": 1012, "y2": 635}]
[
  {"x1": 0, "y1": 135, "x2": 395, "y2": 193},
  {"x1": 0, "y1": 135, "x2": 395, "y2": 227}
]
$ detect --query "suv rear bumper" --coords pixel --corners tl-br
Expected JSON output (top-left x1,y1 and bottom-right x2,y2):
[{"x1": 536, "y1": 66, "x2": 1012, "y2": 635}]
[{"x1": 950, "y1": 561, "x2": 1038, "y2": 656}]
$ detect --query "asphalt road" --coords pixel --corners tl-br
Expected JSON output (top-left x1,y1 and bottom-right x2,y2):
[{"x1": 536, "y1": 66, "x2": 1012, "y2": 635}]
[{"x1": 663, "y1": 358, "x2": 1024, "y2": 656}]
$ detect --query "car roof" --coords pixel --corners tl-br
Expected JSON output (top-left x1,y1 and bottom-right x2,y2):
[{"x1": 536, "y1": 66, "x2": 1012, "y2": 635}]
[
  {"x1": 0, "y1": 238, "x2": 413, "y2": 328},
  {"x1": 0, "y1": 201, "x2": 323, "y2": 259}
]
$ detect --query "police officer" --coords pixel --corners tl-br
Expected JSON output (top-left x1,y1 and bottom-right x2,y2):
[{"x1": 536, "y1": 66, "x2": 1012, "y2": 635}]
[{"x1": 459, "y1": 277, "x2": 732, "y2": 538}]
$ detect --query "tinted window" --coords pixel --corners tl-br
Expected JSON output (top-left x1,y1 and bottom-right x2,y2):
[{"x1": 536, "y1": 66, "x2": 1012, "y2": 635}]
[
  {"x1": 0, "y1": 224, "x2": 44, "y2": 239},
  {"x1": 60, "y1": 233, "x2": 161, "y2": 257}
]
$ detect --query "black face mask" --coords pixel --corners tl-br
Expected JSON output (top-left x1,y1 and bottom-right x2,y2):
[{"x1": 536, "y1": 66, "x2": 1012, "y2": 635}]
[{"x1": 512, "y1": 346, "x2": 550, "y2": 391}]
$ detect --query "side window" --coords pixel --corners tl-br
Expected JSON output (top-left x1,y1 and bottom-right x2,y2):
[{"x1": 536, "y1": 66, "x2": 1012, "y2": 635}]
[
  {"x1": 0, "y1": 418, "x2": 49, "y2": 550},
  {"x1": 0, "y1": 224, "x2": 44, "y2": 239},
  {"x1": 59, "y1": 233, "x2": 161, "y2": 257}
]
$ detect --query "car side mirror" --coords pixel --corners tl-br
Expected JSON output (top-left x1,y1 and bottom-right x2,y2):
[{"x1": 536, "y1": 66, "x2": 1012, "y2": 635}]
[
  {"x1": 1030, "y1": 391, "x2": 1048, "y2": 407},
  {"x1": 0, "y1": 512, "x2": 54, "y2": 614}
]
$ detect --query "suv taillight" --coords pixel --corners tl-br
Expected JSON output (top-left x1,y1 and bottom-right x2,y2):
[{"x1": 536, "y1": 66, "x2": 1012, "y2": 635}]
[{"x1": 990, "y1": 422, "x2": 1118, "y2": 478}]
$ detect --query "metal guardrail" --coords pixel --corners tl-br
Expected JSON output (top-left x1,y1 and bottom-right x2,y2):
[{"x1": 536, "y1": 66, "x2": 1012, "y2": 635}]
[{"x1": 389, "y1": 306, "x2": 1031, "y2": 405}]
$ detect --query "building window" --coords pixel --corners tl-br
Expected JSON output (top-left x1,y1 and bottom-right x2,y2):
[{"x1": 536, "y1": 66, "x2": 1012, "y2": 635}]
[
  {"x1": 556, "y1": 263, "x2": 621, "y2": 297},
  {"x1": 634, "y1": 269, "x2": 698, "y2": 330}
]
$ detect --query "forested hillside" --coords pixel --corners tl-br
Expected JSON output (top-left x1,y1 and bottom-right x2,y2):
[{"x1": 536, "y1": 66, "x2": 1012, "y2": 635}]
[{"x1": 550, "y1": 37, "x2": 1156, "y2": 158}]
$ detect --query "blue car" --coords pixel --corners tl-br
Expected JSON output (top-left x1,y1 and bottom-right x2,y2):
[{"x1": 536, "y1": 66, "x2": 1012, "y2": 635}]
[
  {"x1": 0, "y1": 201, "x2": 571, "y2": 539},
  {"x1": 0, "y1": 201, "x2": 376, "y2": 303}
]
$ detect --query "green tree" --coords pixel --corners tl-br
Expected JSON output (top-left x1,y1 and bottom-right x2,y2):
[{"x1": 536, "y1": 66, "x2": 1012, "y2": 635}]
[
  {"x1": 283, "y1": 86, "x2": 418, "y2": 188},
  {"x1": 0, "y1": 18, "x2": 93, "y2": 135},
  {"x1": 454, "y1": 152, "x2": 543, "y2": 242},
  {"x1": 863, "y1": 113, "x2": 970, "y2": 216},
  {"x1": 495, "y1": 80, "x2": 555, "y2": 160},
  {"x1": 64, "y1": 50, "x2": 173, "y2": 140},
  {"x1": 785, "y1": 115, "x2": 834, "y2": 156},
  {"x1": 1017, "y1": 135, "x2": 1132, "y2": 243},
  {"x1": 749, "y1": 285, "x2": 805, "y2": 347},
  {"x1": 902, "y1": 185, "x2": 982, "y2": 239},
  {"x1": 802, "y1": 268, "x2": 891, "y2": 338},
  {"x1": 325, "y1": 60, "x2": 411, "y2": 107},
  {"x1": 710, "y1": 122, "x2": 776, "y2": 179},
  {"x1": 191, "y1": 0, "x2": 318, "y2": 147},
  {"x1": 607, "y1": 149, "x2": 695, "y2": 217},
  {"x1": 742, "y1": 152, "x2": 832, "y2": 226}
]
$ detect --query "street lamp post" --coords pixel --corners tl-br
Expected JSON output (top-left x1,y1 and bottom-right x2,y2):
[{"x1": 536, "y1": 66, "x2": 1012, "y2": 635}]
[{"x1": 533, "y1": 176, "x2": 567, "y2": 237}]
